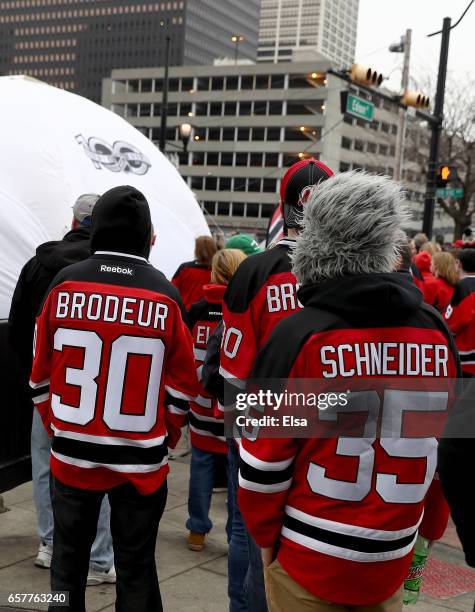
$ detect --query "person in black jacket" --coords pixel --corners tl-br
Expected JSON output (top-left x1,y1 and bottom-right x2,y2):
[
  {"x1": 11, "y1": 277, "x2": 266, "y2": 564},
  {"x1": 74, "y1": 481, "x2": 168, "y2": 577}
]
[
  {"x1": 8, "y1": 194, "x2": 115, "y2": 584},
  {"x1": 438, "y1": 380, "x2": 475, "y2": 569}
]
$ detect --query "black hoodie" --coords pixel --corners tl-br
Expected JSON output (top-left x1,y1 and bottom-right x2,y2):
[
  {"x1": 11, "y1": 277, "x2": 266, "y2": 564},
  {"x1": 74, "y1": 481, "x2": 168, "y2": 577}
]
[{"x1": 8, "y1": 226, "x2": 91, "y2": 377}]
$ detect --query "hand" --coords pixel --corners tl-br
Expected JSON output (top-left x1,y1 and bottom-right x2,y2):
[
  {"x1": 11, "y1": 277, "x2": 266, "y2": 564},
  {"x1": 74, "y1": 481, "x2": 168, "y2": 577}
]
[{"x1": 261, "y1": 547, "x2": 275, "y2": 568}]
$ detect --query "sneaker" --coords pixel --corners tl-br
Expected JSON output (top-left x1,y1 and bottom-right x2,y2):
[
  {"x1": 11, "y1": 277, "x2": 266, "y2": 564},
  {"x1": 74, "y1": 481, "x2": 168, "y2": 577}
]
[
  {"x1": 86, "y1": 565, "x2": 116, "y2": 586},
  {"x1": 187, "y1": 531, "x2": 206, "y2": 552},
  {"x1": 34, "y1": 542, "x2": 53, "y2": 569}
]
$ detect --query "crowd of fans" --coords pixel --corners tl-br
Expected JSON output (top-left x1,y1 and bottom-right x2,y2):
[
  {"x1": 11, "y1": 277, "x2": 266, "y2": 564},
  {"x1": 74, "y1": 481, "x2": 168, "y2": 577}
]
[{"x1": 6, "y1": 159, "x2": 475, "y2": 612}]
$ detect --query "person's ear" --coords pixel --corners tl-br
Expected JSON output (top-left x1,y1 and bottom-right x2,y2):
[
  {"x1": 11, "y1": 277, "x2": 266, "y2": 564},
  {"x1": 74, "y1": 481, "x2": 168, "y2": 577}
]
[{"x1": 151, "y1": 233, "x2": 157, "y2": 247}]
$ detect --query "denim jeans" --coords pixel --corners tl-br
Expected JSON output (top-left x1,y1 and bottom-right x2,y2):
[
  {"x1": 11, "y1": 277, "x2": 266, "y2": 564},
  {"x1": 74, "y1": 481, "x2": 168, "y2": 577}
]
[
  {"x1": 227, "y1": 441, "x2": 249, "y2": 612},
  {"x1": 187, "y1": 446, "x2": 231, "y2": 539},
  {"x1": 245, "y1": 531, "x2": 268, "y2": 612},
  {"x1": 49, "y1": 476, "x2": 167, "y2": 612},
  {"x1": 31, "y1": 410, "x2": 114, "y2": 571}
]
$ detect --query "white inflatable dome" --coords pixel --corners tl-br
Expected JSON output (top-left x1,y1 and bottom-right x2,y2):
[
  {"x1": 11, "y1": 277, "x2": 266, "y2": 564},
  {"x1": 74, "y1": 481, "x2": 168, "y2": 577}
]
[{"x1": 0, "y1": 76, "x2": 209, "y2": 320}]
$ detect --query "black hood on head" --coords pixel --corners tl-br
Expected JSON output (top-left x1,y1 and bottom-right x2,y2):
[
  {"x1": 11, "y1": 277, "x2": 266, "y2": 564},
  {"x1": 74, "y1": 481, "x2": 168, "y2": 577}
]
[
  {"x1": 90, "y1": 185, "x2": 152, "y2": 259},
  {"x1": 298, "y1": 272, "x2": 423, "y2": 324}
]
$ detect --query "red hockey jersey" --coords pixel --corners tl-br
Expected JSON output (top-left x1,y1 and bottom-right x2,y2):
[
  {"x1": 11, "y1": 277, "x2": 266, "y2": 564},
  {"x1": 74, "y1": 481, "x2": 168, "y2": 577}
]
[
  {"x1": 445, "y1": 276, "x2": 475, "y2": 375},
  {"x1": 238, "y1": 273, "x2": 459, "y2": 606},
  {"x1": 220, "y1": 238, "x2": 301, "y2": 387},
  {"x1": 172, "y1": 261, "x2": 211, "y2": 310},
  {"x1": 187, "y1": 284, "x2": 227, "y2": 454},
  {"x1": 30, "y1": 251, "x2": 198, "y2": 495}
]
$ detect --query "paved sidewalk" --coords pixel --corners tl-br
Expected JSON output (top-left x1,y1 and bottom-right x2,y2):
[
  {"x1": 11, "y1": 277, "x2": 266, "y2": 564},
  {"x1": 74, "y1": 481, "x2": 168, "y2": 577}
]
[{"x1": 0, "y1": 455, "x2": 474, "y2": 611}]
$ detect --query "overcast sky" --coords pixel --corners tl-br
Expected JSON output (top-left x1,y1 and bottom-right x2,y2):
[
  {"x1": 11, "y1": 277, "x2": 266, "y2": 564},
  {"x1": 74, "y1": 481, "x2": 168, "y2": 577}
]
[{"x1": 355, "y1": 0, "x2": 474, "y2": 92}]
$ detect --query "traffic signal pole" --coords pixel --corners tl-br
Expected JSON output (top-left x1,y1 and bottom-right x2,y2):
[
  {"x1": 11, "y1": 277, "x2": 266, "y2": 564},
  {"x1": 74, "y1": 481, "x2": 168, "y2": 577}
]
[
  {"x1": 393, "y1": 29, "x2": 411, "y2": 182},
  {"x1": 421, "y1": 17, "x2": 451, "y2": 238}
]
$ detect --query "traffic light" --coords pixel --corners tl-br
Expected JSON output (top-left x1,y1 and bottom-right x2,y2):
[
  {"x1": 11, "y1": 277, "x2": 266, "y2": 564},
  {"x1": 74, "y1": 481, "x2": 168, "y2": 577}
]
[
  {"x1": 401, "y1": 90, "x2": 430, "y2": 109},
  {"x1": 437, "y1": 164, "x2": 457, "y2": 187},
  {"x1": 349, "y1": 64, "x2": 383, "y2": 88}
]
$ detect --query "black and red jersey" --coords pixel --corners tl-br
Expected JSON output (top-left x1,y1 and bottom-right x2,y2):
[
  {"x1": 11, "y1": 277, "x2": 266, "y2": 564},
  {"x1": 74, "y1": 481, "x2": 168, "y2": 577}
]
[
  {"x1": 187, "y1": 284, "x2": 227, "y2": 454},
  {"x1": 172, "y1": 260, "x2": 211, "y2": 310},
  {"x1": 30, "y1": 251, "x2": 198, "y2": 495},
  {"x1": 445, "y1": 276, "x2": 475, "y2": 374},
  {"x1": 220, "y1": 238, "x2": 301, "y2": 386},
  {"x1": 238, "y1": 273, "x2": 460, "y2": 606}
]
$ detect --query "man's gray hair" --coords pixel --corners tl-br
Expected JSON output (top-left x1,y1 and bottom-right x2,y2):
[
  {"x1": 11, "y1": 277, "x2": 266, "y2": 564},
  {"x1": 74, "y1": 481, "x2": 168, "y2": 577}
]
[{"x1": 292, "y1": 171, "x2": 409, "y2": 285}]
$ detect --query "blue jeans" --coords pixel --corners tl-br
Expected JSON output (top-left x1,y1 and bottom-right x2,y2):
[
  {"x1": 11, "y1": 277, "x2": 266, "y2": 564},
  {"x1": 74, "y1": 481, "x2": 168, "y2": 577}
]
[
  {"x1": 227, "y1": 441, "x2": 249, "y2": 612},
  {"x1": 187, "y1": 446, "x2": 231, "y2": 538},
  {"x1": 245, "y1": 531, "x2": 268, "y2": 612},
  {"x1": 31, "y1": 410, "x2": 114, "y2": 571}
]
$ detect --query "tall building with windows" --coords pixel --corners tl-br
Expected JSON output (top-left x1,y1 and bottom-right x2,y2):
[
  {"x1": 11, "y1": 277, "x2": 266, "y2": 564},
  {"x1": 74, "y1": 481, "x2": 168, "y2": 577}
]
[
  {"x1": 258, "y1": 0, "x2": 358, "y2": 67},
  {"x1": 103, "y1": 60, "x2": 454, "y2": 239},
  {"x1": 0, "y1": 0, "x2": 261, "y2": 102}
]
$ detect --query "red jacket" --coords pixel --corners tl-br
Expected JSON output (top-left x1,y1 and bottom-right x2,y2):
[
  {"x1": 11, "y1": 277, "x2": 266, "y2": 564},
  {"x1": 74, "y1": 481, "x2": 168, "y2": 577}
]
[
  {"x1": 413, "y1": 252, "x2": 439, "y2": 306},
  {"x1": 239, "y1": 273, "x2": 459, "y2": 606},
  {"x1": 432, "y1": 277, "x2": 454, "y2": 313},
  {"x1": 445, "y1": 276, "x2": 475, "y2": 374},
  {"x1": 187, "y1": 284, "x2": 227, "y2": 454},
  {"x1": 172, "y1": 260, "x2": 211, "y2": 310}
]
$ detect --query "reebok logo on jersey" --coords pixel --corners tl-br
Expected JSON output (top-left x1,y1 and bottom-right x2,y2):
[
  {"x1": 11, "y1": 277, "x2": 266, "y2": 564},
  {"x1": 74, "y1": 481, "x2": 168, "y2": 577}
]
[{"x1": 100, "y1": 264, "x2": 133, "y2": 275}]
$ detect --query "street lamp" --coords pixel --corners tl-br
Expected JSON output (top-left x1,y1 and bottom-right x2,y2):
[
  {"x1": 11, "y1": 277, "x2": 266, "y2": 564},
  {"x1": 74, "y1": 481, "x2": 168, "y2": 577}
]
[
  {"x1": 179, "y1": 122, "x2": 192, "y2": 152},
  {"x1": 159, "y1": 19, "x2": 171, "y2": 153},
  {"x1": 231, "y1": 34, "x2": 244, "y2": 64}
]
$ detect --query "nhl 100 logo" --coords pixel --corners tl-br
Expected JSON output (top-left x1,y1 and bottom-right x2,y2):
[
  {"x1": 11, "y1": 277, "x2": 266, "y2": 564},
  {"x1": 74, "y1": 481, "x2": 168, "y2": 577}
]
[{"x1": 76, "y1": 134, "x2": 151, "y2": 175}]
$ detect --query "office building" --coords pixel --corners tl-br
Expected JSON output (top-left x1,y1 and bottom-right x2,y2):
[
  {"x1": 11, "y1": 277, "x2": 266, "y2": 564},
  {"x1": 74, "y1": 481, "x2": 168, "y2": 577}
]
[
  {"x1": 0, "y1": 0, "x2": 261, "y2": 102},
  {"x1": 258, "y1": 0, "x2": 358, "y2": 67},
  {"x1": 103, "y1": 59, "x2": 452, "y2": 239}
]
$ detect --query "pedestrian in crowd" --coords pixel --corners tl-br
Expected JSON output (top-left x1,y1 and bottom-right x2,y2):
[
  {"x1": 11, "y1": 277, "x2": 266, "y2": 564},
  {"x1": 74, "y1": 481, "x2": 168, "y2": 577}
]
[
  {"x1": 444, "y1": 249, "x2": 475, "y2": 377},
  {"x1": 413, "y1": 232, "x2": 429, "y2": 253},
  {"x1": 172, "y1": 235, "x2": 218, "y2": 309},
  {"x1": 439, "y1": 379, "x2": 475, "y2": 570},
  {"x1": 221, "y1": 158, "x2": 334, "y2": 612},
  {"x1": 435, "y1": 234, "x2": 446, "y2": 251},
  {"x1": 225, "y1": 233, "x2": 262, "y2": 256},
  {"x1": 238, "y1": 171, "x2": 459, "y2": 611},
  {"x1": 431, "y1": 252, "x2": 458, "y2": 312},
  {"x1": 8, "y1": 194, "x2": 114, "y2": 584},
  {"x1": 30, "y1": 186, "x2": 197, "y2": 612},
  {"x1": 186, "y1": 248, "x2": 247, "y2": 552},
  {"x1": 413, "y1": 250, "x2": 438, "y2": 305}
]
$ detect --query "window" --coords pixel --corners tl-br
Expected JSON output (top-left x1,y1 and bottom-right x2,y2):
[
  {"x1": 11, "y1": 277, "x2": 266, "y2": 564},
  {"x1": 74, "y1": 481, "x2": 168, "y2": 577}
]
[
  {"x1": 208, "y1": 128, "x2": 220, "y2": 140},
  {"x1": 267, "y1": 128, "x2": 281, "y2": 141},
  {"x1": 210, "y1": 103, "x2": 222, "y2": 116},
  {"x1": 263, "y1": 178, "x2": 277, "y2": 193},
  {"x1": 207, "y1": 152, "x2": 219, "y2": 165},
  {"x1": 288, "y1": 74, "x2": 310, "y2": 88},
  {"x1": 232, "y1": 203, "x2": 245, "y2": 217},
  {"x1": 153, "y1": 104, "x2": 161, "y2": 117},
  {"x1": 254, "y1": 101, "x2": 268, "y2": 115},
  {"x1": 264, "y1": 153, "x2": 279, "y2": 166},
  {"x1": 287, "y1": 101, "x2": 324, "y2": 115},
  {"x1": 217, "y1": 202, "x2": 230, "y2": 215},
  {"x1": 219, "y1": 177, "x2": 232, "y2": 190},
  {"x1": 255, "y1": 75, "x2": 269, "y2": 89},
  {"x1": 181, "y1": 77, "x2": 193, "y2": 91},
  {"x1": 391, "y1": 124, "x2": 398, "y2": 135},
  {"x1": 180, "y1": 103, "x2": 192, "y2": 116},
  {"x1": 248, "y1": 179, "x2": 261, "y2": 192},
  {"x1": 283, "y1": 153, "x2": 300, "y2": 167},
  {"x1": 203, "y1": 201, "x2": 216, "y2": 215},
  {"x1": 247, "y1": 203, "x2": 260, "y2": 217},
  {"x1": 285, "y1": 128, "x2": 309, "y2": 141},
  {"x1": 252, "y1": 128, "x2": 265, "y2": 141},
  {"x1": 379, "y1": 144, "x2": 388, "y2": 155},
  {"x1": 271, "y1": 74, "x2": 285, "y2": 89},
  {"x1": 195, "y1": 103, "x2": 207, "y2": 116},
  {"x1": 241, "y1": 76, "x2": 254, "y2": 89},
  {"x1": 367, "y1": 141, "x2": 377, "y2": 153},
  {"x1": 240, "y1": 102, "x2": 252, "y2": 115},
  {"x1": 222, "y1": 128, "x2": 235, "y2": 141},
  {"x1": 221, "y1": 153, "x2": 233, "y2": 166},
  {"x1": 191, "y1": 176, "x2": 203, "y2": 190},
  {"x1": 234, "y1": 177, "x2": 247, "y2": 191},
  {"x1": 237, "y1": 128, "x2": 250, "y2": 141},
  {"x1": 211, "y1": 77, "x2": 224, "y2": 90},
  {"x1": 369, "y1": 120, "x2": 379, "y2": 131},
  {"x1": 354, "y1": 139, "x2": 364, "y2": 152},
  {"x1": 235, "y1": 153, "x2": 248, "y2": 166},
  {"x1": 339, "y1": 162, "x2": 351, "y2": 172},
  {"x1": 169, "y1": 78, "x2": 179, "y2": 92},
  {"x1": 226, "y1": 76, "x2": 238, "y2": 90},
  {"x1": 192, "y1": 153, "x2": 205, "y2": 165},
  {"x1": 197, "y1": 77, "x2": 210, "y2": 91},
  {"x1": 250, "y1": 153, "x2": 263, "y2": 167},
  {"x1": 344, "y1": 115, "x2": 354, "y2": 125},
  {"x1": 381, "y1": 122, "x2": 390, "y2": 133},
  {"x1": 139, "y1": 103, "x2": 151, "y2": 117},
  {"x1": 268, "y1": 101, "x2": 283, "y2": 115},
  {"x1": 141, "y1": 79, "x2": 153, "y2": 92},
  {"x1": 341, "y1": 136, "x2": 352, "y2": 149},
  {"x1": 224, "y1": 102, "x2": 237, "y2": 116},
  {"x1": 389, "y1": 145, "x2": 395, "y2": 157}
]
